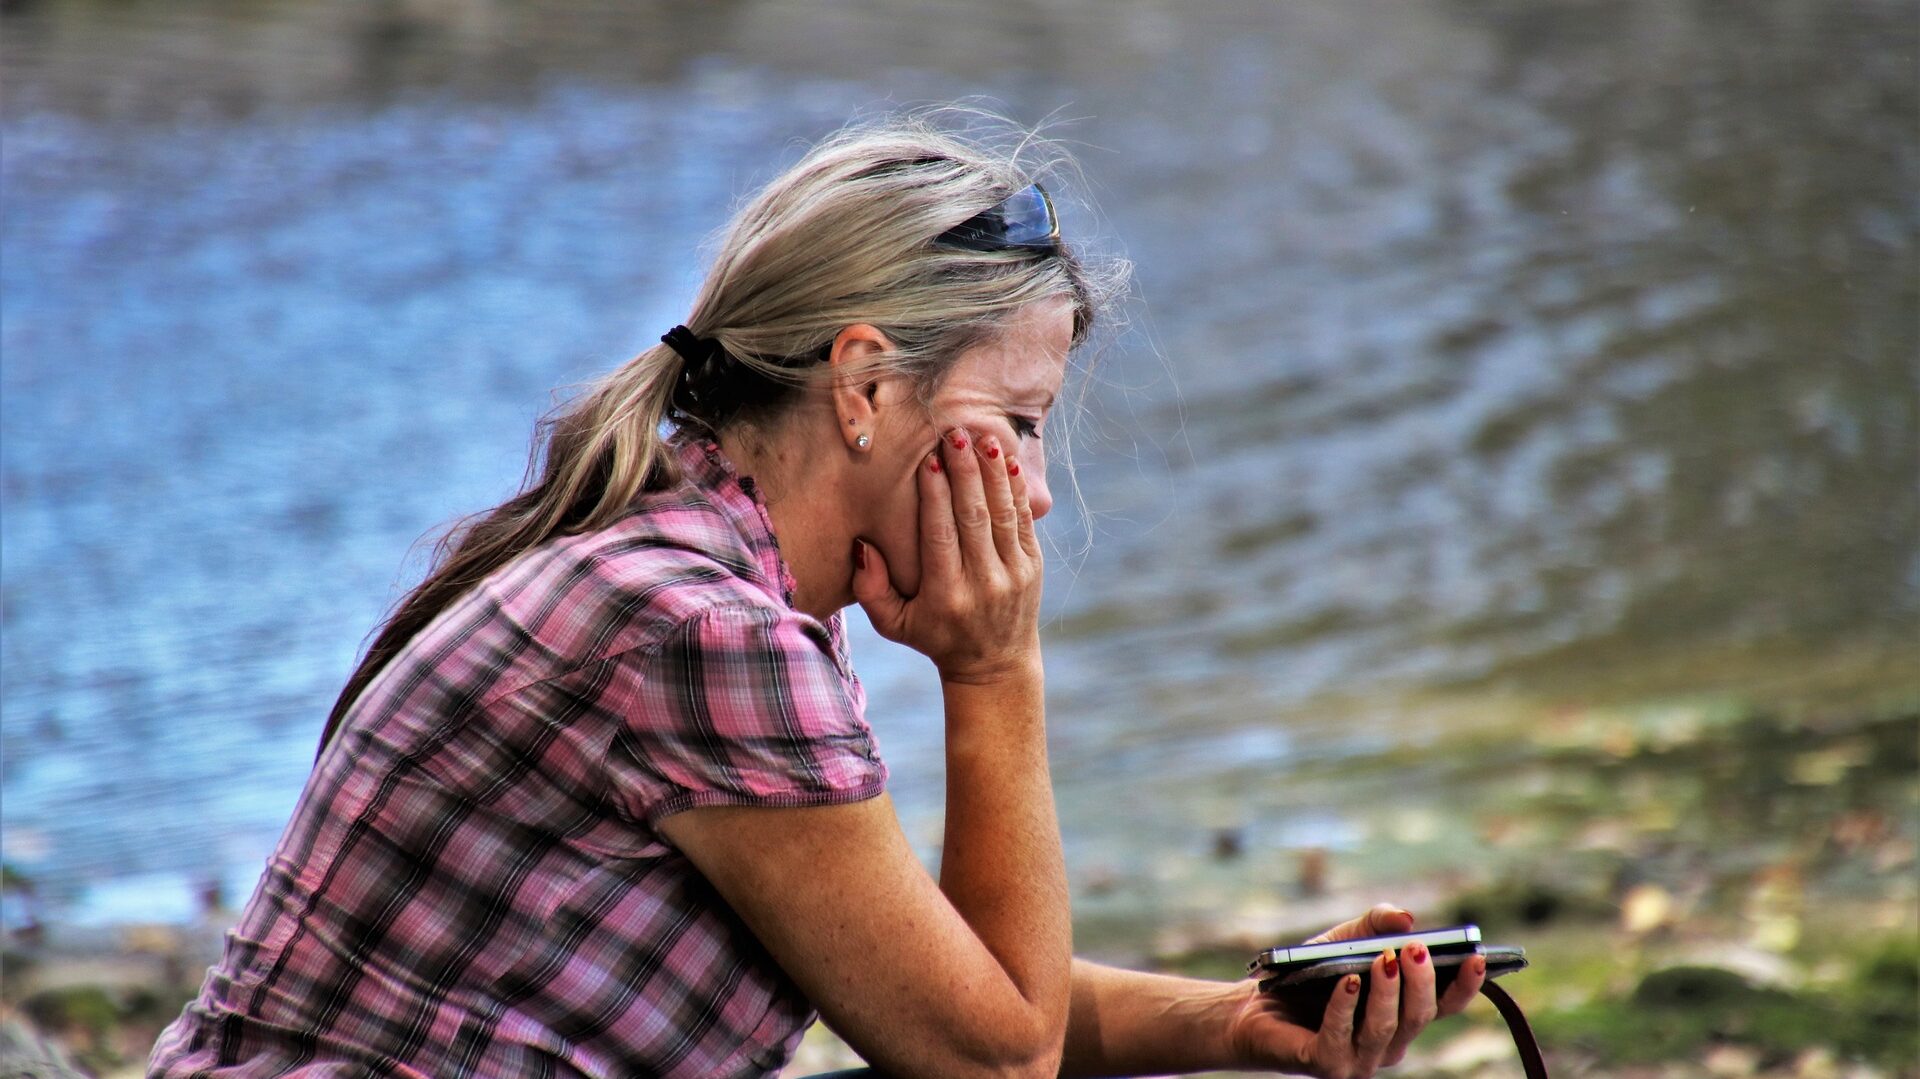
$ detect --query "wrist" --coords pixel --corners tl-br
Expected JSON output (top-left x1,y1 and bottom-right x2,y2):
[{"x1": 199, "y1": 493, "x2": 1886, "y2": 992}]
[
  {"x1": 936, "y1": 648, "x2": 1043, "y2": 689},
  {"x1": 1214, "y1": 978, "x2": 1262, "y2": 1071}
]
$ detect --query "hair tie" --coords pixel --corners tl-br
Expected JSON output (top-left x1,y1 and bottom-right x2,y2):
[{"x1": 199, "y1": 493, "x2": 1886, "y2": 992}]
[
  {"x1": 663, "y1": 324, "x2": 732, "y2": 426},
  {"x1": 661, "y1": 324, "x2": 721, "y2": 367},
  {"x1": 664, "y1": 324, "x2": 730, "y2": 390}
]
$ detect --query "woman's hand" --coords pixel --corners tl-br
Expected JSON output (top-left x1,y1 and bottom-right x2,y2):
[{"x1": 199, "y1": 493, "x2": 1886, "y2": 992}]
[
  {"x1": 1226, "y1": 904, "x2": 1487, "y2": 1077},
  {"x1": 852, "y1": 427, "x2": 1044, "y2": 685}
]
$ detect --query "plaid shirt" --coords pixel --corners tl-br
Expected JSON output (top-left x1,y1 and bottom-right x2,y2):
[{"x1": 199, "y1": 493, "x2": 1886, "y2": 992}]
[{"x1": 151, "y1": 435, "x2": 889, "y2": 1078}]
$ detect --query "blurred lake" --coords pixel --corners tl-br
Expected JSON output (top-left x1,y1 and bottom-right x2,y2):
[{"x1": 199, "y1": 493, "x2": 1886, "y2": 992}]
[{"x1": 2, "y1": 0, "x2": 1915, "y2": 931}]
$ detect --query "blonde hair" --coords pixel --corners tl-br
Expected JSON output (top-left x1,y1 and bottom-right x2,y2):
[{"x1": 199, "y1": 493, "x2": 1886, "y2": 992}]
[{"x1": 319, "y1": 104, "x2": 1129, "y2": 754}]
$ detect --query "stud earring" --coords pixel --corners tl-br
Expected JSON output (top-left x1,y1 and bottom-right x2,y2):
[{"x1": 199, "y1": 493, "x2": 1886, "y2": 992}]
[{"x1": 855, "y1": 434, "x2": 871, "y2": 449}]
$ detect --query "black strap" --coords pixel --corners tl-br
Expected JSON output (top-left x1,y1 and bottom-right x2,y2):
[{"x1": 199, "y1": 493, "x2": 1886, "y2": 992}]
[{"x1": 1480, "y1": 979, "x2": 1549, "y2": 1078}]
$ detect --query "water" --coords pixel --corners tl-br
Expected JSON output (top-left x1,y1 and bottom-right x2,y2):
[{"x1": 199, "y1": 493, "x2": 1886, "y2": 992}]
[{"x1": 3, "y1": 0, "x2": 1915, "y2": 928}]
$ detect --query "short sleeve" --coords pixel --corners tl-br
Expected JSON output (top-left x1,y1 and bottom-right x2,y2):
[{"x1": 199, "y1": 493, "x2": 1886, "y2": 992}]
[{"x1": 610, "y1": 604, "x2": 888, "y2": 829}]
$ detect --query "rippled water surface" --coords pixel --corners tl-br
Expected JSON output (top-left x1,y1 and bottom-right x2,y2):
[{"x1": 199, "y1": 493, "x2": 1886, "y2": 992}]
[{"x1": 3, "y1": 0, "x2": 1915, "y2": 924}]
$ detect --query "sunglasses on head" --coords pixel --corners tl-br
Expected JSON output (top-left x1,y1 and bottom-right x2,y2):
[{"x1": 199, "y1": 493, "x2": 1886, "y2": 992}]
[
  {"x1": 803, "y1": 181, "x2": 1062, "y2": 363},
  {"x1": 935, "y1": 182, "x2": 1061, "y2": 254}
]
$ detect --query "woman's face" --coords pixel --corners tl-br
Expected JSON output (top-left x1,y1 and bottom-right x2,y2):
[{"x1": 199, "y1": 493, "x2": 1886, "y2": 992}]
[{"x1": 860, "y1": 298, "x2": 1072, "y2": 599}]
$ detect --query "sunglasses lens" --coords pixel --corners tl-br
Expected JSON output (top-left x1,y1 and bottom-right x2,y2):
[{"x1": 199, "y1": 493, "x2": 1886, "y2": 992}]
[
  {"x1": 997, "y1": 185, "x2": 1057, "y2": 246},
  {"x1": 934, "y1": 183, "x2": 1060, "y2": 252}
]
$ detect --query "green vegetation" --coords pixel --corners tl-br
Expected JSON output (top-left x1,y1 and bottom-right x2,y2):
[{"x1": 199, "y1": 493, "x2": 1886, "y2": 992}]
[{"x1": 1533, "y1": 936, "x2": 1918, "y2": 1071}]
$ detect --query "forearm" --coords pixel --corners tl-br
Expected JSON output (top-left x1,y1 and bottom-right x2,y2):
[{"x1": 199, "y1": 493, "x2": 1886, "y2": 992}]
[
  {"x1": 1059, "y1": 958, "x2": 1249, "y2": 1077},
  {"x1": 938, "y1": 661, "x2": 1072, "y2": 1040}
]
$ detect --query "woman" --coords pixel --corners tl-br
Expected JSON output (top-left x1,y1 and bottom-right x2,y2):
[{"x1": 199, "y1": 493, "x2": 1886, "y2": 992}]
[{"x1": 150, "y1": 110, "x2": 1483, "y2": 1079}]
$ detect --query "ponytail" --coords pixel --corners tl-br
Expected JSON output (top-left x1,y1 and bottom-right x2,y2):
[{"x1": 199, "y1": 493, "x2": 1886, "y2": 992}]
[{"x1": 316, "y1": 343, "x2": 684, "y2": 757}]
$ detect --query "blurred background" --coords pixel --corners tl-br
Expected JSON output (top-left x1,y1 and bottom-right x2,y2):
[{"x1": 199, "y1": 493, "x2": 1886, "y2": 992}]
[{"x1": 2, "y1": 1, "x2": 1914, "y2": 1075}]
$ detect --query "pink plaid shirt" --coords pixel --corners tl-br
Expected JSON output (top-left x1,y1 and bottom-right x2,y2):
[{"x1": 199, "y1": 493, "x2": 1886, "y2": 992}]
[{"x1": 151, "y1": 435, "x2": 889, "y2": 1078}]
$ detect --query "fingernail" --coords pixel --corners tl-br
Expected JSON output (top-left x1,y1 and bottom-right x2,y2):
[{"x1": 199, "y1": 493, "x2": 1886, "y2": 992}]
[
  {"x1": 1382, "y1": 949, "x2": 1399, "y2": 979},
  {"x1": 1473, "y1": 955, "x2": 1486, "y2": 975},
  {"x1": 928, "y1": 453, "x2": 942, "y2": 474},
  {"x1": 1008, "y1": 461, "x2": 1021, "y2": 476},
  {"x1": 949, "y1": 429, "x2": 968, "y2": 450},
  {"x1": 852, "y1": 539, "x2": 867, "y2": 570},
  {"x1": 984, "y1": 438, "x2": 1001, "y2": 459},
  {"x1": 1410, "y1": 942, "x2": 1427, "y2": 965},
  {"x1": 1393, "y1": 907, "x2": 1414, "y2": 921},
  {"x1": 1345, "y1": 974, "x2": 1360, "y2": 995}
]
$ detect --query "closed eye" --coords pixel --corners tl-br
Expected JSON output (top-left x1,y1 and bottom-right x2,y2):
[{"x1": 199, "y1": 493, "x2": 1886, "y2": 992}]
[{"x1": 1008, "y1": 414, "x2": 1042, "y2": 441}]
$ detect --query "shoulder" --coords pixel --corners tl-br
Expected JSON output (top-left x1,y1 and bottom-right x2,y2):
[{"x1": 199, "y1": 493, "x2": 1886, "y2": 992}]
[
  {"x1": 647, "y1": 602, "x2": 851, "y2": 688},
  {"x1": 610, "y1": 599, "x2": 883, "y2": 828},
  {"x1": 481, "y1": 485, "x2": 790, "y2": 665}
]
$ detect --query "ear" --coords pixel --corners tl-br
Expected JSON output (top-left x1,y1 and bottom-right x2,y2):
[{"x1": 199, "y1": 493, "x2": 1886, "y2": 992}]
[{"x1": 827, "y1": 323, "x2": 904, "y2": 452}]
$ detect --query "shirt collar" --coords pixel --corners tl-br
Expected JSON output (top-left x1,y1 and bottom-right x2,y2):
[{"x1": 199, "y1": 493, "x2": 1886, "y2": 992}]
[{"x1": 668, "y1": 432, "x2": 802, "y2": 610}]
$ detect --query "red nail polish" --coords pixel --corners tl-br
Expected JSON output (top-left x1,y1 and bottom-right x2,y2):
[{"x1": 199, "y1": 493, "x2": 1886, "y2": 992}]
[
  {"x1": 928, "y1": 455, "x2": 942, "y2": 474},
  {"x1": 985, "y1": 440, "x2": 1001, "y2": 459},
  {"x1": 1345, "y1": 975, "x2": 1360, "y2": 995},
  {"x1": 852, "y1": 539, "x2": 867, "y2": 570},
  {"x1": 1008, "y1": 461, "x2": 1020, "y2": 476},
  {"x1": 1383, "y1": 951, "x2": 1399, "y2": 979},
  {"x1": 1473, "y1": 955, "x2": 1486, "y2": 975},
  {"x1": 949, "y1": 430, "x2": 968, "y2": 450},
  {"x1": 1411, "y1": 943, "x2": 1427, "y2": 965}
]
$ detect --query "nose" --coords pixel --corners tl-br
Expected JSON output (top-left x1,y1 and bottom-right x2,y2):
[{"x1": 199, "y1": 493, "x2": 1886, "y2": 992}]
[{"x1": 1023, "y1": 450, "x2": 1053, "y2": 521}]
